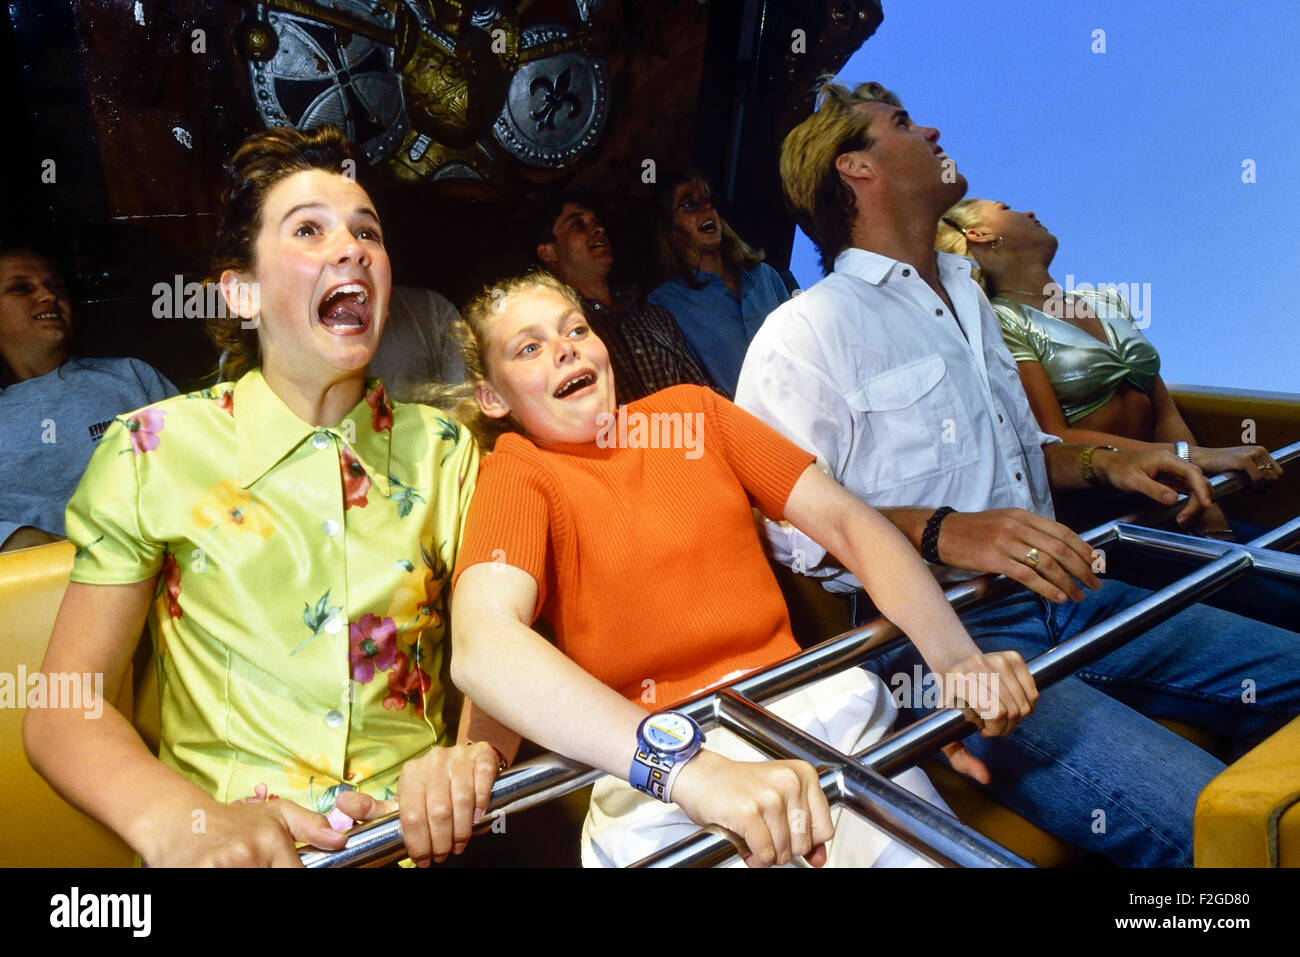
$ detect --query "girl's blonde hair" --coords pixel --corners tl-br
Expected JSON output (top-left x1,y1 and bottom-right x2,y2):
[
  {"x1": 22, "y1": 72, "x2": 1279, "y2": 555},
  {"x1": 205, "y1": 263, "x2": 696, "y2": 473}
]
[
  {"x1": 414, "y1": 270, "x2": 586, "y2": 452},
  {"x1": 934, "y1": 197, "x2": 986, "y2": 289}
]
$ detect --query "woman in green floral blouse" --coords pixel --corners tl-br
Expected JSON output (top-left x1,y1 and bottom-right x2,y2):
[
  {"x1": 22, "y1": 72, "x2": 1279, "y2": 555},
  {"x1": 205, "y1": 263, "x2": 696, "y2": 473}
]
[{"x1": 24, "y1": 126, "x2": 500, "y2": 867}]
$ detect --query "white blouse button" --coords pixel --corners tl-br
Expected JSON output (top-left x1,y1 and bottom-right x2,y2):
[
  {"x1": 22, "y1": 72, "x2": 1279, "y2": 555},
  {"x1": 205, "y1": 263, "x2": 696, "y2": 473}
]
[
  {"x1": 312, "y1": 433, "x2": 330, "y2": 450},
  {"x1": 325, "y1": 709, "x2": 343, "y2": 728},
  {"x1": 322, "y1": 519, "x2": 340, "y2": 537},
  {"x1": 323, "y1": 614, "x2": 343, "y2": 635}
]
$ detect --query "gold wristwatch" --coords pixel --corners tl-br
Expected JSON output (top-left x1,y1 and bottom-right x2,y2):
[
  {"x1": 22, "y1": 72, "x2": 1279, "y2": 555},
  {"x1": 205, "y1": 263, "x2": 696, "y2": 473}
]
[{"x1": 1079, "y1": 445, "x2": 1119, "y2": 486}]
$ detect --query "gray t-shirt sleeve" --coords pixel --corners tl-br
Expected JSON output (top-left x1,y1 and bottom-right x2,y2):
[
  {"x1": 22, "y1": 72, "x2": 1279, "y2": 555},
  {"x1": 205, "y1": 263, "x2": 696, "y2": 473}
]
[
  {"x1": 127, "y1": 357, "x2": 179, "y2": 403},
  {"x1": 0, "y1": 357, "x2": 178, "y2": 540}
]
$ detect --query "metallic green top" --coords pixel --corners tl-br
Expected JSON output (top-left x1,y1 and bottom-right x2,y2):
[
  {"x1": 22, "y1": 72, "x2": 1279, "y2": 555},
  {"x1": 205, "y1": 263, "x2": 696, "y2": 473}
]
[{"x1": 993, "y1": 289, "x2": 1160, "y2": 423}]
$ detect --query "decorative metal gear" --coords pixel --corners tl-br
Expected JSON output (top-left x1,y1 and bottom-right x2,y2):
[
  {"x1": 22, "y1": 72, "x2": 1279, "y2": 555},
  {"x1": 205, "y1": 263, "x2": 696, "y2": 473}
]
[
  {"x1": 238, "y1": 1, "x2": 611, "y2": 182},
  {"x1": 491, "y1": 24, "x2": 609, "y2": 170},
  {"x1": 246, "y1": 2, "x2": 408, "y2": 165}
]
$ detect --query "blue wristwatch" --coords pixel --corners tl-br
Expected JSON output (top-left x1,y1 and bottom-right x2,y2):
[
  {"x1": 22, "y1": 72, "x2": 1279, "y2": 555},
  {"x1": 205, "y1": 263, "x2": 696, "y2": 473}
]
[{"x1": 629, "y1": 711, "x2": 705, "y2": 803}]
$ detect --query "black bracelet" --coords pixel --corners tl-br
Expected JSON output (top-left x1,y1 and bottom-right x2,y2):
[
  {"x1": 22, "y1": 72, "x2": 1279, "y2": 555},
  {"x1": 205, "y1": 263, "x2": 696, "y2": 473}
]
[{"x1": 921, "y1": 506, "x2": 956, "y2": 564}]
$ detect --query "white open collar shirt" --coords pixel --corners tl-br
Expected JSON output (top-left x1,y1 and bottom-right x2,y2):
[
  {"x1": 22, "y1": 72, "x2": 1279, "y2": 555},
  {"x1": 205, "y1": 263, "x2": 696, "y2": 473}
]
[{"x1": 735, "y1": 247, "x2": 1060, "y2": 591}]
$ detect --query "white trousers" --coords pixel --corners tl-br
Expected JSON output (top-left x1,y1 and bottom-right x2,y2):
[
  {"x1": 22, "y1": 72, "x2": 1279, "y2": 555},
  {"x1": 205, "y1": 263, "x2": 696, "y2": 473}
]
[{"x1": 580, "y1": 667, "x2": 952, "y2": 868}]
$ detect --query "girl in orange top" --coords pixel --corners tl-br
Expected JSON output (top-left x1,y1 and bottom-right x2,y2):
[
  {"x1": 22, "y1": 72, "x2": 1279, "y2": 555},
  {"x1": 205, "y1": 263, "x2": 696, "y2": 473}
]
[{"x1": 449, "y1": 272, "x2": 1038, "y2": 867}]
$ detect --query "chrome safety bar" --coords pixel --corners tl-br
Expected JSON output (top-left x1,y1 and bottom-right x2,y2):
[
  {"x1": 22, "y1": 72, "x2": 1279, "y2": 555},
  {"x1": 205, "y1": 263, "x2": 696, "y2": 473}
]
[
  {"x1": 632, "y1": 690, "x2": 1031, "y2": 868},
  {"x1": 302, "y1": 442, "x2": 1299, "y2": 868},
  {"x1": 637, "y1": 547, "x2": 1258, "y2": 865},
  {"x1": 1108, "y1": 521, "x2": 1300, "y2": 581}
]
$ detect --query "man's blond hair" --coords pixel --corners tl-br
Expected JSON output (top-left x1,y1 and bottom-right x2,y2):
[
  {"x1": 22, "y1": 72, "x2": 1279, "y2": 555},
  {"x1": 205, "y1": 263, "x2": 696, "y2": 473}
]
[{"x1": 780, "y1": 80, "x2": 901, "y2": 273}]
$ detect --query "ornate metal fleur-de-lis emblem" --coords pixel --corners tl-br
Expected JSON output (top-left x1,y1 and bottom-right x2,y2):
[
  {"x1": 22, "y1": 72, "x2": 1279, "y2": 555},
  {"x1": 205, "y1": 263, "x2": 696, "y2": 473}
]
[{"x1": 529, "y1": 68, "x2": 582, "y2": 130}]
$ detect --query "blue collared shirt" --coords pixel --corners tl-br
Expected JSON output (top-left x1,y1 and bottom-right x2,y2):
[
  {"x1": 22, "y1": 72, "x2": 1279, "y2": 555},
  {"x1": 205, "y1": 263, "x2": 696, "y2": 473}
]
[{"x1": 648, "y1": 261, "x2": 789, "y2": 395}]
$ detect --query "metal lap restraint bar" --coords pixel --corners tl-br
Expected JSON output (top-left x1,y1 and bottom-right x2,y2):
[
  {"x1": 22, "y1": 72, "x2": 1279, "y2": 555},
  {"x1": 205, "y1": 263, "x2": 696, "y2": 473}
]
[{"x1": 302, "y1": 441, "x2": 1300, "y2": 868}]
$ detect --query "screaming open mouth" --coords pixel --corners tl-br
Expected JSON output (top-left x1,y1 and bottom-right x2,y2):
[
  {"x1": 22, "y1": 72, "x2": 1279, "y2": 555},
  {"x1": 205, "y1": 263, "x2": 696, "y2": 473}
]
[
  {"x1": 554, "y1": 371, "x2": 596, "y2": 398},
  {"x1": 318, "y1": 282, "x2": 372, "y2": 332}
]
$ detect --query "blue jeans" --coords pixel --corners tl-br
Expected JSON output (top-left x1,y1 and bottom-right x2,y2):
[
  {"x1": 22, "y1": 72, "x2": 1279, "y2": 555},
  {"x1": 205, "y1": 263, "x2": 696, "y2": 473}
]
[{"x1": 860, "y1": 580, "x2": 1300, "y2": 867}]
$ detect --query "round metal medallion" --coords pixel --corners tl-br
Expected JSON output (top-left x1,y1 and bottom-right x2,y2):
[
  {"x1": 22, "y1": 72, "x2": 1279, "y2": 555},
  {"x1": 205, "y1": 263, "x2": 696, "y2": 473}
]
[
  {"x1": 246, "y1": 2, "x2": 409, "y2": 165},
  {"x1": 492, "y1": 25, "x2": 610, "y2": 169}
]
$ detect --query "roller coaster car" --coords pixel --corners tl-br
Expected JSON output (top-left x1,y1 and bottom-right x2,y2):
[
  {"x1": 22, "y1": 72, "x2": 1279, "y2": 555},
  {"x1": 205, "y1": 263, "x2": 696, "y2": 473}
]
[
  {"x1": 1, "y1": 542, "x2": 137, "y2": 867},
  {"x1": 4, "y1": 388, "x2": 1298, "y2": 867}
]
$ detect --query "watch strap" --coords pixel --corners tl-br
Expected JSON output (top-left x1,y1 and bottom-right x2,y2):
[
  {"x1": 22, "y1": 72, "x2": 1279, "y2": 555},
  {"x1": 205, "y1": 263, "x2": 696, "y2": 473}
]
[
  {"x1": 630, "y1": 744, "x2": 678, "y2": 802},
  {"x1": 921, "y1": 506, "x2": 956, "y2": 564}
]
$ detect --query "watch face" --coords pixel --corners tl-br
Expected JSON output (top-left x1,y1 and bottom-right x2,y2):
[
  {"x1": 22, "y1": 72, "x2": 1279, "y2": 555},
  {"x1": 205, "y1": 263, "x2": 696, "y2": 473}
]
[{"x1": 643, "y1": 713, "x2": 697, "y2": 753}]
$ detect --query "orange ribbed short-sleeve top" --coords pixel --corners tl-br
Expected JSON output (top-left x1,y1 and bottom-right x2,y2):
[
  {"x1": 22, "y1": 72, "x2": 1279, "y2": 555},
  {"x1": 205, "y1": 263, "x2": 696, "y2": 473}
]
[{"x1": 453, "y1": 385, "x2": 815, "y2": 707}]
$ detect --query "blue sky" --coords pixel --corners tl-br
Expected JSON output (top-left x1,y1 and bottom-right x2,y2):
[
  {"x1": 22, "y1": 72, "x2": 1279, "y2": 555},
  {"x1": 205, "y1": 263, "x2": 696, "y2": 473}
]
[{"x1": 788, "y1": 0, "x2": 1299, "y2": 394}]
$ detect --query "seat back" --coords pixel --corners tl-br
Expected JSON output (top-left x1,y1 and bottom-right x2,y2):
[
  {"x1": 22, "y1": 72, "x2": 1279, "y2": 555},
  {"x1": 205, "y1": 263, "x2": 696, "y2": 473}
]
[
  {"x1": 1195, "y1": 715, "x2": 1300, "y2": 867},
  {"x1": 0, "y1": 542, "x2": 136, "y2": 866}
]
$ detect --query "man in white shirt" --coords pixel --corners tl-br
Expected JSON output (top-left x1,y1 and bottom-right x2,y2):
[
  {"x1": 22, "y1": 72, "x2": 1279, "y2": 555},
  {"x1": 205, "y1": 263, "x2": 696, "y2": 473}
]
[{"x1": 736, "y1": 80, "x2": 1300, "y2": 867}]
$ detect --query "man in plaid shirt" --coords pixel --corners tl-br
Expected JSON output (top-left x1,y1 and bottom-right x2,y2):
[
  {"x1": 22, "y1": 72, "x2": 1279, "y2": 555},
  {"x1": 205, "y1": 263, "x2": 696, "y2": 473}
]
[{"x1": 532, "y1": 191, "x2": 722, "y2": 403}]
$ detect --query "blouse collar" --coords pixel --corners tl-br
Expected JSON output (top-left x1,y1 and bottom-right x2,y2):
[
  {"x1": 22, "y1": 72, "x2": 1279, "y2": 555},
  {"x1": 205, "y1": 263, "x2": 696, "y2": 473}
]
[{"x1": 233, "y1": 368, "x2": 392, "y2": 495}]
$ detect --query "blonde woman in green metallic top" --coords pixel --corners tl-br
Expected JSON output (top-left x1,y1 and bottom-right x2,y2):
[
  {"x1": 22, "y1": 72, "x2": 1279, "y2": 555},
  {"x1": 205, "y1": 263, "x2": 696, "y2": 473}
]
[{"x1": 936, "y1": 198, "x2": 1281, "y2": 539}]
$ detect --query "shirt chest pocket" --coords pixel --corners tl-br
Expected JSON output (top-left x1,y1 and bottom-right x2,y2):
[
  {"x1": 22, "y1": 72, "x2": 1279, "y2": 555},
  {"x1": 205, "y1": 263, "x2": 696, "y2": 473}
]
[{"x1": 847, "y1": 354, "x2": 978, "y2": 493}]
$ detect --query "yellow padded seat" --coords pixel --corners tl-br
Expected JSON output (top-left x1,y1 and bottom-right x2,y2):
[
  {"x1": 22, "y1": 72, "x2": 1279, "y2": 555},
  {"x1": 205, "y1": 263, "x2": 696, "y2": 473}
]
[
  {"x1": 0, "y1": 541, "x2": 135, "y2": 866},
  {"x1": 1195, "y1": 715, "x2": 1300, "y2": 867}
]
